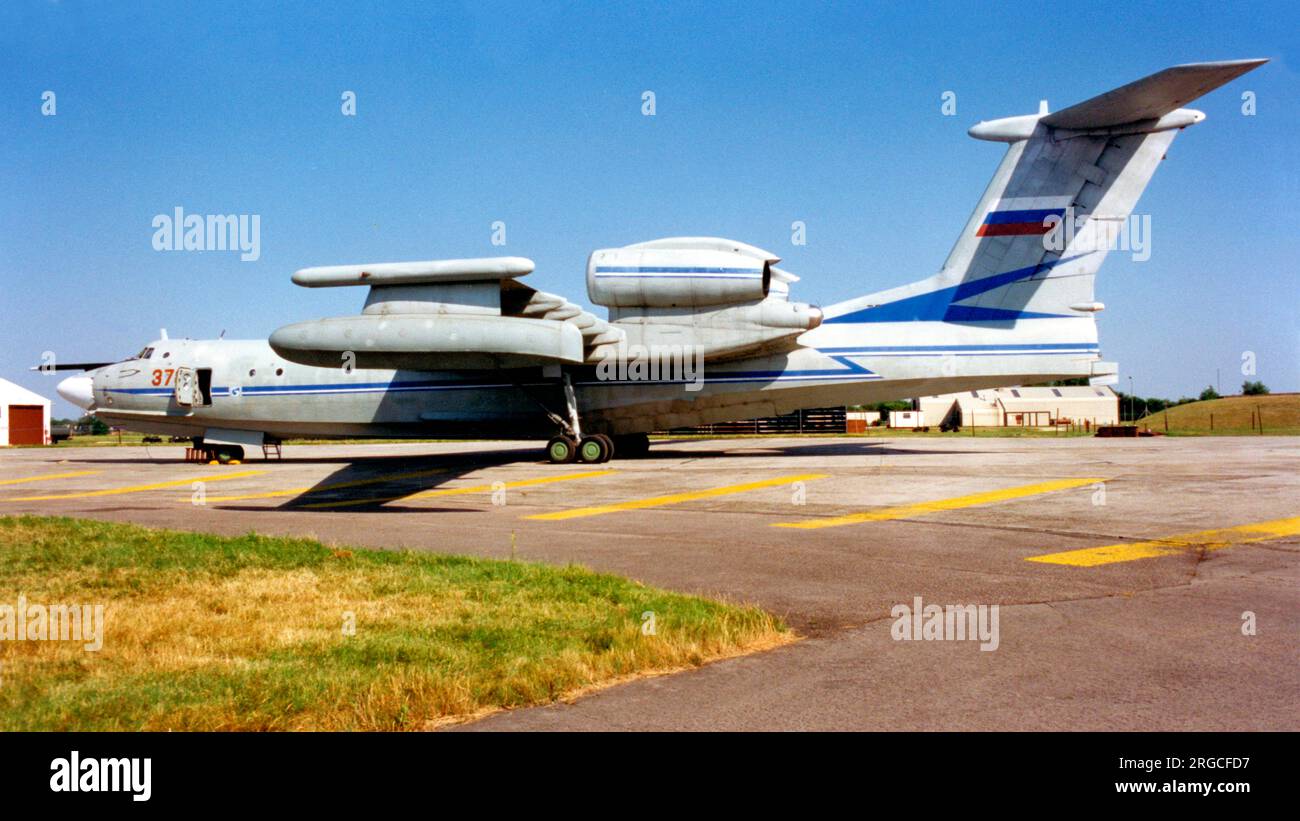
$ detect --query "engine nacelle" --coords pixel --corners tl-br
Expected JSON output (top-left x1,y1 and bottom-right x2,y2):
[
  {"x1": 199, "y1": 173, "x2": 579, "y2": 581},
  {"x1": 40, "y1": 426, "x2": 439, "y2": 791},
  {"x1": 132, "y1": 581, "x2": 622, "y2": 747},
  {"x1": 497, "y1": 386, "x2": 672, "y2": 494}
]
[{"x1": 587, "y1": 237, "x2": 778, "y2": 308}]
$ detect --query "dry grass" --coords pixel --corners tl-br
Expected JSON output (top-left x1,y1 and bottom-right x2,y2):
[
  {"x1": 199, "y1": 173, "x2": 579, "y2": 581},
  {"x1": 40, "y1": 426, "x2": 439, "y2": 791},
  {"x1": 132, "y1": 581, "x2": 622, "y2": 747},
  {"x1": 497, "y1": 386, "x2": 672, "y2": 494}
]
[
  {"x1": 0, "y1": 516, "x2": 791, "y2": 730},
  {"x1": 1138, "y1": 394, "x2": 1300, "y2": 434}
]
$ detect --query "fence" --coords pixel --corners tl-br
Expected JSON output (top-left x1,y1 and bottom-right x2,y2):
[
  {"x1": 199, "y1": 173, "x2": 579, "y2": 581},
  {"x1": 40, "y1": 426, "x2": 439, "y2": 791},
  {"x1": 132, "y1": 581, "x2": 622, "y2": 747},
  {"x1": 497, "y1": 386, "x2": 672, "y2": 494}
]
[{"x1": 658, "y1": 406, "x2": 847, "y2": 435}]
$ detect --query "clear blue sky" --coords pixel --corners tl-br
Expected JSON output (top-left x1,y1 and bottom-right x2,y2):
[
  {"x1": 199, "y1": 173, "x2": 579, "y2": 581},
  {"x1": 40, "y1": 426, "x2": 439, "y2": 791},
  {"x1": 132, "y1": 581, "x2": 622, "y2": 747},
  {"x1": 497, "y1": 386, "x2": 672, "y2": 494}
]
[{"x1": 3, "y1": 1, "x2": 1297, "y2": 417}]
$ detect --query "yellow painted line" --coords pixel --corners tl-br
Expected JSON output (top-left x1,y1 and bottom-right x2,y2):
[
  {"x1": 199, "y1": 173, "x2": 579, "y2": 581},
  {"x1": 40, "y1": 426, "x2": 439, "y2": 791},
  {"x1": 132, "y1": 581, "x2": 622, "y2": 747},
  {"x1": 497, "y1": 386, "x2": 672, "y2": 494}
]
[
  {"x1": 200, "y1": 467, "x2": 457, "y2": 503},
  {"x1": 7, "y1": 470, "x2": 265, "y2": 502},
  {"x1": 0, "y1": 470, "x2": 101, "y2": 486},
  {"x1": 772, "y1": 477, "x2": 1104, "y2": 529},
  {"x1": 303, "y1": 470, "x2": 617, "y2": 509},
  {"x1": 1027, "y1": 515, "x2": 1300, "y2": 567},
  {"x1": 527, "y1": 473, "x2": 829, "y2": 521}
]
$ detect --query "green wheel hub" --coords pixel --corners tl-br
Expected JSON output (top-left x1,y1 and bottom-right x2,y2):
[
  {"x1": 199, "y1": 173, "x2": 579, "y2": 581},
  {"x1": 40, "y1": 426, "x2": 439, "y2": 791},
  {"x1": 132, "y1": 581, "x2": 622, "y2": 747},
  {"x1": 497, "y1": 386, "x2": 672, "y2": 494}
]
[{"x1": 549, "y1": 440, "x2": 572, "y2": 461}]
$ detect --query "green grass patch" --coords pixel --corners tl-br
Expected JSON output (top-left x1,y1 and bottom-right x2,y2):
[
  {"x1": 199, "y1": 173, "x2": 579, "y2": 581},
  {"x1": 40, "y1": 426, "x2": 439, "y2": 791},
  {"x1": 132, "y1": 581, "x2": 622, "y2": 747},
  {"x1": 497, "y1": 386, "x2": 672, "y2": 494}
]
[{"x1": 0, "y1": 516, "x2": 789, "y2": 730}]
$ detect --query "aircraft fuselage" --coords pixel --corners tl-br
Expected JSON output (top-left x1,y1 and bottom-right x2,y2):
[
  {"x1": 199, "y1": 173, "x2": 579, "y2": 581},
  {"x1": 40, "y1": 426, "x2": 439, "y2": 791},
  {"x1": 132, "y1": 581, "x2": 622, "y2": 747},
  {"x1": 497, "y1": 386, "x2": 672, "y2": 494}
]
[{"x1": 70, "y1": 324, "x2": 1101, "y2": 444}]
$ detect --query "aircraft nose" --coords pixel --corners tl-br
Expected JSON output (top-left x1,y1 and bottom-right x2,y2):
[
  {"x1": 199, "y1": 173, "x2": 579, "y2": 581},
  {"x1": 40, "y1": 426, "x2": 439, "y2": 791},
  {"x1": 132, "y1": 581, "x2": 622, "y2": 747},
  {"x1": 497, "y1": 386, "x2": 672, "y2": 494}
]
[{"x1": 57, "y1": 375, "x2": 95, "y2": 410}]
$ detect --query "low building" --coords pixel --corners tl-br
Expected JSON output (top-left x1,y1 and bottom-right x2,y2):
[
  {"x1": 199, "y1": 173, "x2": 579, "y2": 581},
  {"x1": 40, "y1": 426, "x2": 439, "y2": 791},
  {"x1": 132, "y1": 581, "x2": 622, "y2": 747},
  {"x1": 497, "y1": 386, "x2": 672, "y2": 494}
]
[
  {"x1": 917, "y1": 385, "x2": 1119, "y2": 429},
  {"x1": 0, "y1": 377, "x2": 54, "y2": 445},
  {"x1": 845, "y1": 410, "x2": 881, "y2": 432},
  {"x1": 888, "y1": 409, "x2": 927, "y2": 429}
]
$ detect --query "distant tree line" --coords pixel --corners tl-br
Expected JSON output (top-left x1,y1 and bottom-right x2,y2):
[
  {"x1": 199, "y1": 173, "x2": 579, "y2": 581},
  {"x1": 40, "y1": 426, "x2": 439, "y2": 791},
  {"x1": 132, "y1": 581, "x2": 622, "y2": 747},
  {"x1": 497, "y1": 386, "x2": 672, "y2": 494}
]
[{"x1": 51, "y1": 415, "x2": 110, "y2": 435}]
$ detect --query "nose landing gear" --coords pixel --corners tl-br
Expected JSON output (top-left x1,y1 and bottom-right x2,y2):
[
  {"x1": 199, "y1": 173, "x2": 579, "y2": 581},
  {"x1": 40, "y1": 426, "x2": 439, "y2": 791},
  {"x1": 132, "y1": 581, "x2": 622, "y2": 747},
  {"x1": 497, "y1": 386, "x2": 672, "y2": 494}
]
[
  {"x1": 186, "y1": 438, "x2": 246, "y2": 465},
  {"x1": 213, "y1": 445, "x2": 245, "y2": 465}
]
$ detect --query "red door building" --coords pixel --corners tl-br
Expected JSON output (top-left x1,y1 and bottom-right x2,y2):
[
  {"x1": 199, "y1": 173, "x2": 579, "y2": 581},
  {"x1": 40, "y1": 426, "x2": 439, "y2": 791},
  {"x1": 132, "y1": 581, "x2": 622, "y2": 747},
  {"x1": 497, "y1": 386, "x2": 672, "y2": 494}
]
[{"x1": 7, "y1": 405, "x2": 46, "y2": 445}]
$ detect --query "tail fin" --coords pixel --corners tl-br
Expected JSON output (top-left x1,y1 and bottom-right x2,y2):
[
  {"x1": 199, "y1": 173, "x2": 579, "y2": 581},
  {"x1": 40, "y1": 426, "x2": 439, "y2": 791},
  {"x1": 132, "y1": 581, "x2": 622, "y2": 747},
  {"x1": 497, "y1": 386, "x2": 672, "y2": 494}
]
[{"x1": 827, "y1": 59, "x2": 1267, "y2": 325}]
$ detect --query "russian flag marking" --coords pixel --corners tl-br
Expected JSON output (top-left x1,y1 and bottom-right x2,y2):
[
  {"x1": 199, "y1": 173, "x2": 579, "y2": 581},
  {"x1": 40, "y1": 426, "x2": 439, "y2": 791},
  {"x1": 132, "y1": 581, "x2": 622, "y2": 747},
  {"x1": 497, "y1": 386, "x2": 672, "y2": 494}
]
[{"x1": 976, "y1": 207, "x2": 1065, "y2": 237}]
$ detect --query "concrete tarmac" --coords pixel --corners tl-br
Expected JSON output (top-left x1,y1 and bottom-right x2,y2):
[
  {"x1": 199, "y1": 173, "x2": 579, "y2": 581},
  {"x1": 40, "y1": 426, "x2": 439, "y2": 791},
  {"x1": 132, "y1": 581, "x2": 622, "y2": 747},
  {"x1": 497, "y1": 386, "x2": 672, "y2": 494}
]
[{"x1": 2, "y1": 435, "x2": 1295, "y2": 730}]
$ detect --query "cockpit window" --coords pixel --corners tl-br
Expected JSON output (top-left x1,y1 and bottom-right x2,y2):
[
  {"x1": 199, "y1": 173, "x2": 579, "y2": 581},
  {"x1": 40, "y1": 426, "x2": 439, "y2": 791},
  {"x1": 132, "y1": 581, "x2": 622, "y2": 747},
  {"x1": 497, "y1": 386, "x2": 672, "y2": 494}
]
[{"x1": 134, "y1": 346, "x2": 155, "y2": 360}]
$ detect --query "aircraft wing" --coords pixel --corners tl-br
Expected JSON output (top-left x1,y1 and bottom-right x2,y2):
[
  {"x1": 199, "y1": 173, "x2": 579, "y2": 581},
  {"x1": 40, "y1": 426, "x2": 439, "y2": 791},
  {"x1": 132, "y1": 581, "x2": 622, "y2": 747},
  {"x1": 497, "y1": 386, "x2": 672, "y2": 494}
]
[{"x1": 270, "y1": 256, "x2": 623, "y2": 370}]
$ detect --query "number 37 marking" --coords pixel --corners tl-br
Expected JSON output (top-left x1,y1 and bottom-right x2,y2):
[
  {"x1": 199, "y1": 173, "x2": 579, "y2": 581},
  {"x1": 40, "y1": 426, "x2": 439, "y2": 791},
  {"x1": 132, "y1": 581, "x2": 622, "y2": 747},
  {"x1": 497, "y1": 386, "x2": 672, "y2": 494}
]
[{"x1": 151, "y1": 369, "x2": 175, "y2": 386}]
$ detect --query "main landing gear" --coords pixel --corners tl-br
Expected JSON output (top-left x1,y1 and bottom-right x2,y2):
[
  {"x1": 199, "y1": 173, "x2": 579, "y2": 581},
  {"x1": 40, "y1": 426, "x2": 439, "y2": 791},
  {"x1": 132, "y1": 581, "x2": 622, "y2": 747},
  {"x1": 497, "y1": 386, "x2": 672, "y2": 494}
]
[
  {"x1": 533, "y1": 373, "x2": 651, "y2": 464},
  {"x1": 546, "y1": 433, "x2": 614, "y2": 464},
  {"x1": 544, "y1": 432, "x2": 650, "y2": 464}
]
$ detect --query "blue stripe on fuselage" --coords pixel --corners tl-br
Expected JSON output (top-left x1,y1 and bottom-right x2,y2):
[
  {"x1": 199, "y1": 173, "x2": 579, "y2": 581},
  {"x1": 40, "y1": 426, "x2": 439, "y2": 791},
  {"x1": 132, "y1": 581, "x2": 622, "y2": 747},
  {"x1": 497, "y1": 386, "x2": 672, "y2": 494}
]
[{"x1": 826, "y1": 253, "x2": 1091, "y2": 324}]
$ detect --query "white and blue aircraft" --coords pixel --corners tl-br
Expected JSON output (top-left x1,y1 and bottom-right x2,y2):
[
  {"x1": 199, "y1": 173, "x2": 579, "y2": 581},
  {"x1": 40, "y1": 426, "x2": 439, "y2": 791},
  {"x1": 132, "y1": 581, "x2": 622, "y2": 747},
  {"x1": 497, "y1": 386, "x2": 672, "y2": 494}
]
[{"x1": 53, "y1": 59, "x2": 1265, "y2": 464}]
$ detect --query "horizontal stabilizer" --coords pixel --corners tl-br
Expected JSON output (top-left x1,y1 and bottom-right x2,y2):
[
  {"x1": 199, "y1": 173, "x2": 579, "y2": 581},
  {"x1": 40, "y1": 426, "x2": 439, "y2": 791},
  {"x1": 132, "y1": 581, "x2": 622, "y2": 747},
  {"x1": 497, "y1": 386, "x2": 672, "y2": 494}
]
[
  {"x1": 1042, "y1": 59, "x2": 1267, "y2": 129},
  {"x1": 293, "y1": 257, "x2": 535, "y2": 288}
]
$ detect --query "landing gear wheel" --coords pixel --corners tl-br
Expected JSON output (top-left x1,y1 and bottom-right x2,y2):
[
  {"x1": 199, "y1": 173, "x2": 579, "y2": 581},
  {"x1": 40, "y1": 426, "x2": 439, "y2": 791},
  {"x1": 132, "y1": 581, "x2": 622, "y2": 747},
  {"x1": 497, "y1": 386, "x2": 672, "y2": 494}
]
[
  {"x1": 546, "y1": 435, "x2": 578, "y2": 464},
  {"x1": 214, "y1": 445, "x2": 244, "y2": 465},
  {"x1": 592, "y1": 434, "x2": 614, "y2": 463},
  {"x1": 576, "y1": 435, "x2": 609, "y2": 464}
]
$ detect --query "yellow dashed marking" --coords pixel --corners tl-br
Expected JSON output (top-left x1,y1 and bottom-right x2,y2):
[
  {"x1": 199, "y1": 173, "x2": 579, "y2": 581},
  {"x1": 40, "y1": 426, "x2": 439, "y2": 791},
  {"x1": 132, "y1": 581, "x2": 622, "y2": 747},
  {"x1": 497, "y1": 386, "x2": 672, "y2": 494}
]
[
  {"x1": 0, "y1": 470, "x2": 102, "y2": 486},
  {"x1": 7, "y1": 471, "x2": 264, "y2": 501},
  {"x1": 528, "y1": 473, "x2": 828, "y2": 521},
  {"x1": 200, "y1": 468, "x2": 457, "y2": 503},
  {"x1": 304, "y1": 470, "x2": 617, "y2": 509},
  {"x1": 772, "y1": 477, "x2": 1103, "y2": 529},
  {"x1": 1027, "y1": 515, "x2": 1300, "y2": 567}
]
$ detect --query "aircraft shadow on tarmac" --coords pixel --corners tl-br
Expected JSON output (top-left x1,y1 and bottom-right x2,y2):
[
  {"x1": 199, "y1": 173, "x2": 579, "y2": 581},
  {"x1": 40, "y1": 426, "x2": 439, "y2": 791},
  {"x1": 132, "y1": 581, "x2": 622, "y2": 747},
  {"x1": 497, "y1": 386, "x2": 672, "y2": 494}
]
[
  {"x1": 55, "y1": 449, "x2": 520, "y2": 512},
  {"x1": 251, "y1": 449, "x2": 528, "y2": 512},
  {"x1": 242, "y1": 439, "x2": 986, "y2": 511},
  {"x1": 61, "y1": 438, "x2": 986, "y2": 512}
]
